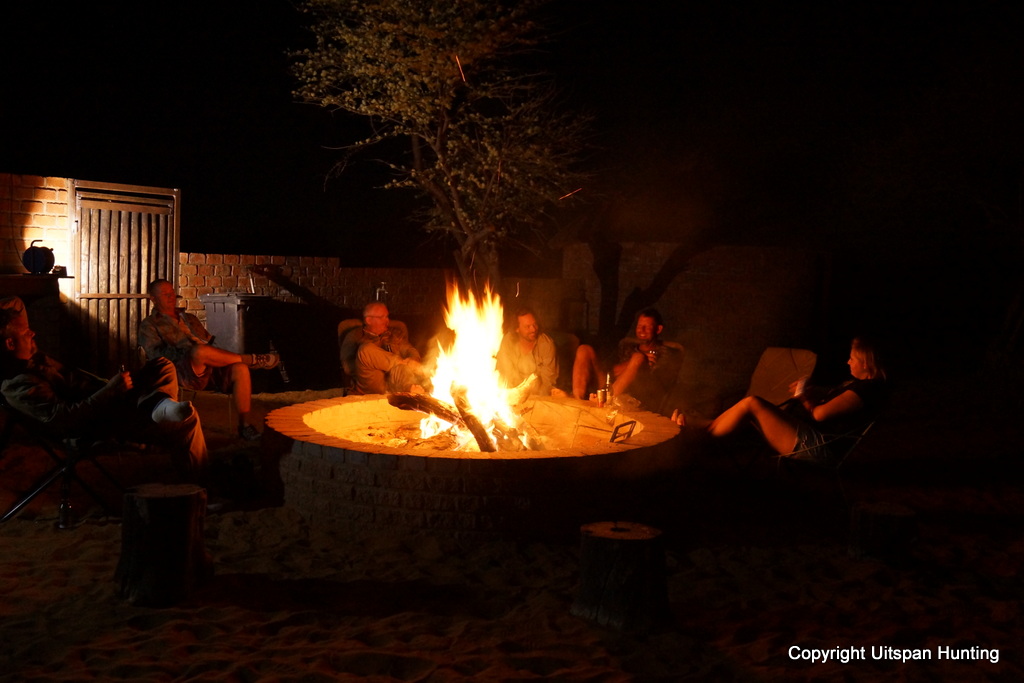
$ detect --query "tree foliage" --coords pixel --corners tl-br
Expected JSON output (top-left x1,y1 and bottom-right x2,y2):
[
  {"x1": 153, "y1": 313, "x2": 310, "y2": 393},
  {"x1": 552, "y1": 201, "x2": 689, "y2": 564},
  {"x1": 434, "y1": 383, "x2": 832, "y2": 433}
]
[{"x1": 292, "y1": 0, "x2": 589, "y2": 288}]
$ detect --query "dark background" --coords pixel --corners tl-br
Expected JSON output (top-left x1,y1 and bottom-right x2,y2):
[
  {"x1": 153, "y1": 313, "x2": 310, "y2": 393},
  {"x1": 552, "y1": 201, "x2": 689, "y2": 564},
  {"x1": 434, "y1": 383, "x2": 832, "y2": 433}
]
[{"x1": 3, "y1": 0, "x2": 1022, "y2": 372}]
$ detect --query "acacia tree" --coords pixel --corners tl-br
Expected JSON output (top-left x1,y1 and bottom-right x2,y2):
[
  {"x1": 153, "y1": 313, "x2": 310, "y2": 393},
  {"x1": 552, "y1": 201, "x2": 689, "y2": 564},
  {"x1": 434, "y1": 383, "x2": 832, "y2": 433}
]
[{"x1": 292, "y1": 0, "x2": 589, "y2": 288}]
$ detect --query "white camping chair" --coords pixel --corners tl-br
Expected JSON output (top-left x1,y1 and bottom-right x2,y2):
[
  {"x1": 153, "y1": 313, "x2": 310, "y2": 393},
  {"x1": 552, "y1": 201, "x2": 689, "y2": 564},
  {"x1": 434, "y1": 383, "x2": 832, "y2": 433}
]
[
  {"x1": 745, "y1": 347, "x2": 818, "y2": 406},
  {"x1": 724, "y1": 347, "x2": 817, "y2": 471}
]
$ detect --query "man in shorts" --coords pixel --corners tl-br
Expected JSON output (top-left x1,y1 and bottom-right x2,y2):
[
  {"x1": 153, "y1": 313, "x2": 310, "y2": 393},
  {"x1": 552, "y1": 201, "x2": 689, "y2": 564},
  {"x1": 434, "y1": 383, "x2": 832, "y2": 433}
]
[
  {"x1": 139, "y1": 279, "x2": 279, "y2": 440},
  {"x1": 572, "y1": 307, "x2": 683, "y2": 415}
]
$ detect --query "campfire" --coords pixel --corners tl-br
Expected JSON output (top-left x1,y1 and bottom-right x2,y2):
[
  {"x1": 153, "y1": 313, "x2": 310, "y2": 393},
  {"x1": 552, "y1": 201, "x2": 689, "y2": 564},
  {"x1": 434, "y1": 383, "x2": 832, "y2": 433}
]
[
  {"x1": 264, "y1": 286, "x2": 680, "y2": 537},
  {"x1": 386, "y1": 283, "x2": 619, "y2": 453}
]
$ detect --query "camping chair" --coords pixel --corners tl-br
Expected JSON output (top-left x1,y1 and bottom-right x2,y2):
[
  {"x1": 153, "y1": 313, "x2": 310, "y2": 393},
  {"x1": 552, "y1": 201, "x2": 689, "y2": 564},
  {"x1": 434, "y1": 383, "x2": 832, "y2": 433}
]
[
  {"x1": 548, "y1": 330, "x2": 580, "y2": 394},
  {"x1": 724, "y1": 346, "x2": 815, "y2": 471},
  {"x1": 616, "y1": 336, "x2": 686, "y2": 415},
  {"x1": 773, "y1": 420, "x2": 877, "y2": 504},
  {"x1": 656, "y1": 340, "x2": 685, "y2": 415},
  {"x1": 1, "y1": 397, "x2": 126, "y2": 526},
  {"x1": 337, "y1": 318, "x2": 411, "y2": 393},
  {"x1": 337, "y1": 318, "x2": 363, "y2": 390},
  {"x1": 745, "y1": 347, "x2": 818, "y2": 407}
]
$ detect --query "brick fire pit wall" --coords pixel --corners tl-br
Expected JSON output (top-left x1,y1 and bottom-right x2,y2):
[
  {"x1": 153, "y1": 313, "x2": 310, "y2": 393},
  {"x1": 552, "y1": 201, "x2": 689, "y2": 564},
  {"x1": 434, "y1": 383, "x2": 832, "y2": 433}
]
[{"x1": 266, "y1": 395, "x2": 681, "y2": 541}]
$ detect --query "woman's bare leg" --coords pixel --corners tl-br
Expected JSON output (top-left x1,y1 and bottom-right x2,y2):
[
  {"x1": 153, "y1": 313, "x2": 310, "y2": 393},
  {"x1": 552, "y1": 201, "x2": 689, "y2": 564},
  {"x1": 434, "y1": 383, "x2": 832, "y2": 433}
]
[{"x1": 709, "y1": 395, "x2": 800, "y2": 454}]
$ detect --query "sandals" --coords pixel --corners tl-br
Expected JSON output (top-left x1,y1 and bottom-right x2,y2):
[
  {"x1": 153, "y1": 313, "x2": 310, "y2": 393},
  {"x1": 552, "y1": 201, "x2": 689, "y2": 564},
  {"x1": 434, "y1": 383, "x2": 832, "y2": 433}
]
[{"x1": 247, "y1": 352, "x2": 280, "y2": 370}]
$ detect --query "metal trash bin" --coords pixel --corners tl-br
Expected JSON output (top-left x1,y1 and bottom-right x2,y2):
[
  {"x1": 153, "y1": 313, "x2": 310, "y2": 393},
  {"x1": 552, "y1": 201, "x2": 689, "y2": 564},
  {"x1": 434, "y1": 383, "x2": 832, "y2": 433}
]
[{"x1": 199, "y1": 294, "x2": 276, "y2": 392}]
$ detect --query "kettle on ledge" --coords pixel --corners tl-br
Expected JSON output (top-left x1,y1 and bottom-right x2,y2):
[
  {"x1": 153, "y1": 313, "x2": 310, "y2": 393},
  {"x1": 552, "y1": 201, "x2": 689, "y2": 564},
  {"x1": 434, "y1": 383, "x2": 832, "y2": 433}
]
[{"x1": 22, "y1": 240, "x2": 55, "y2": 275}]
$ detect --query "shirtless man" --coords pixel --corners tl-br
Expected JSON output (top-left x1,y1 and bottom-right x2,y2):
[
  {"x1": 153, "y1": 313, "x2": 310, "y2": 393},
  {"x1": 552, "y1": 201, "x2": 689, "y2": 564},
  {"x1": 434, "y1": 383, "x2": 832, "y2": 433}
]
[{"x1": 572, "y1": 308, "x2": 683, "y2": 415}]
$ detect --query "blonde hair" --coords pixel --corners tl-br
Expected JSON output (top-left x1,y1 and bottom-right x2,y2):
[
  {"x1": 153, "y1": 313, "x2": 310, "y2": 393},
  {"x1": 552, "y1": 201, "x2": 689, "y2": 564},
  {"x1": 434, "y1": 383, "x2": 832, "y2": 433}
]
[{"x1": 851, "y1": 336, "x2": 886, "y2": 380}]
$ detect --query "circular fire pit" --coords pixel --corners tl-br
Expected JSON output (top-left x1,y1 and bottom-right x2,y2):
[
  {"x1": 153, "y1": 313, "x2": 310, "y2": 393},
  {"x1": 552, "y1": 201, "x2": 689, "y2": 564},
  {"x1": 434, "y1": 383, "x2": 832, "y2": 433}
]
[{"x1": 266, "y1": 394, "x2": 681, "y2": 540}]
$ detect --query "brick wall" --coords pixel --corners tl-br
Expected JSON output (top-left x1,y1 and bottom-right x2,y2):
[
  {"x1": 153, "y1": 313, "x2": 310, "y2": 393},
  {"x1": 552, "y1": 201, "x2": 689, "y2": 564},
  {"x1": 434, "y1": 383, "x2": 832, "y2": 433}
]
[
  {"x1": 0, "y1": 174, "x2": 74, "y2": 355},
  {"x1": 178, "y1": 251, "x2": 454, "y2": 332},
  {"x1": 3, "y1": 172, "x2": 831, "y2": 409},
  {"x1": 0, "y1": 174, "x2": 72, "y2": 276},
  {"x1": 177, "y1": 254, "x2": 581, "y2": 347},
  {"x1": 563, "y1": 242, "x2": 831, "y2": 415}
]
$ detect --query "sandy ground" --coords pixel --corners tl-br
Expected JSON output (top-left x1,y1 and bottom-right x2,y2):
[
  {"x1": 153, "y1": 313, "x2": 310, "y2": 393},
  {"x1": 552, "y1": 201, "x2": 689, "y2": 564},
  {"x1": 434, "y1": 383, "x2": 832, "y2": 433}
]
[{"x1": 1, "y1": 368, "x2": 1022, "y2": 681}]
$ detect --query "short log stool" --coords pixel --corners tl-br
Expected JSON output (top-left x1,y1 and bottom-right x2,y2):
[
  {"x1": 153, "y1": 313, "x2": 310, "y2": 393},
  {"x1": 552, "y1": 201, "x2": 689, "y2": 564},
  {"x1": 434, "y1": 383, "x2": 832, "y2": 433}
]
[
  {"x1": 571, "y1": 521, "x2": 670, "y2": 633},
  {"x1": 115, "y1": 484, "x2": 213, "y2": 607},
  {"x1": 848, "y1": 501, "x2": 918, "y2": 561}
]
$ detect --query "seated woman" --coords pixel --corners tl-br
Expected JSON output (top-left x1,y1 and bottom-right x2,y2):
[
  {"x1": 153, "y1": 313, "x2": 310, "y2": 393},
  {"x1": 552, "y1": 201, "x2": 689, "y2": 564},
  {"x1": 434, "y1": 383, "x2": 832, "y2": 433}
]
[{"x1": 708, "y1": 337, "x2": 887, "y2": 463}]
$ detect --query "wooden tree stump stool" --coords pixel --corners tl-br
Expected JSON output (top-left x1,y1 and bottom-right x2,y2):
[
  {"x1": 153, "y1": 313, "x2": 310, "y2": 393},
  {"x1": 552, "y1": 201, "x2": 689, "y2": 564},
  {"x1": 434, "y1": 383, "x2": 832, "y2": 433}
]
[
  {"x1": 115, "y1": 483, "x2": 213, "y2": 607},
  {"x1": 571, "y1": 521, "x2": 670, "y2": 633},
  {"x1": 848, "y1": 501, "x2": 918, "y2": 561}
]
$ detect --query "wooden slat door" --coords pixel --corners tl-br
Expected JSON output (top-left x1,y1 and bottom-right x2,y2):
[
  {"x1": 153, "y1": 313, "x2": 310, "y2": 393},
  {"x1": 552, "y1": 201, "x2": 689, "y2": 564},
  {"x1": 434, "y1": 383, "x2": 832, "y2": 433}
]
[{"x1": 73, "y1": 180, "x2": 180, "y2": 376}]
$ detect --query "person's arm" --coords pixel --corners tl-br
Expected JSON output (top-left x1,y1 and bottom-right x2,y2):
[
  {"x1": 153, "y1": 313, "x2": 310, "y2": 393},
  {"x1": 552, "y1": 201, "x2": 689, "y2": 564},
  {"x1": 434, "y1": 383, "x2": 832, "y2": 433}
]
[
  {"x1": 398, "y1": 341, "x2": 421, "y2": 361},
  {"x1": 182, "y1": 313, "x2": 213, "y2": 345},
  {"x1": 2, "y1": 369, "x2": 125, "y2": 433},
  {"x1": 806, "y1": 388, "x2": 864, "y2": 422},
  {"x1": 388, "y1": 324, "x2": 420, "y2": 361}
]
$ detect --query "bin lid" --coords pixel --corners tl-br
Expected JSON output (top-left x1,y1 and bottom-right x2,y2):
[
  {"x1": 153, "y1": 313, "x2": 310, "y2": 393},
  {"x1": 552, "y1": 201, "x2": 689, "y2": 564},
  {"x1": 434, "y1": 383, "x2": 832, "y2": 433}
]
[{"x1": 199, "y1": 293, "x2": 274, "y2": 303}]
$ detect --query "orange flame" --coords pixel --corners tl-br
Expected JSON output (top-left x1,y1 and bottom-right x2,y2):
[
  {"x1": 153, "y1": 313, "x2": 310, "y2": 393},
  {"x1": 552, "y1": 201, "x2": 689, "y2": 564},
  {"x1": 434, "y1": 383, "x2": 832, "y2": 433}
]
[{"x1": 421, "y1": 283, "x2": 521, "y2": 449}]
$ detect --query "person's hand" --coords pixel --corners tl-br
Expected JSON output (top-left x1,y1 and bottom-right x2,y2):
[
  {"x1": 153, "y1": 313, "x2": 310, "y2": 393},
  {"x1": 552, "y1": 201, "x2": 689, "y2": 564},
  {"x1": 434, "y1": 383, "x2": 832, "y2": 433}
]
[
  {"x1": 550, "y1": 387, "x2": 568, "y2": 398},
  {"x1": 107, "y1": 370, "x2": 133, "y2": 394},
  {"x1": 670, "y1": 408, "x2": 686, "y2": 426}
]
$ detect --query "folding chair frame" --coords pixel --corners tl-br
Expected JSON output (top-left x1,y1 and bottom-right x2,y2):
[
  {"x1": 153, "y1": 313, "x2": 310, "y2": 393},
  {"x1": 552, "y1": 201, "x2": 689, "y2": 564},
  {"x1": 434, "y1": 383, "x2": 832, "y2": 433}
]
[
  {"x1": 1, "y1": 402, "x2": 126, "y2": 526},
  {"x1": 773, "y1": 421, "x2": 877, "y2": 503}
]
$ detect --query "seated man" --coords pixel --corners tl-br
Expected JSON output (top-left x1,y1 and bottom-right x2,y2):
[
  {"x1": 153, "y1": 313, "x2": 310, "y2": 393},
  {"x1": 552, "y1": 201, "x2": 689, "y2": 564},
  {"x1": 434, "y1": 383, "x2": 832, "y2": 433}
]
[
  {"x1": 572, "y1": 307, "x2": 684, "y2": 415},
  {"x1": 1, "y1": 296, "x2": 208, "y2": 485},
  {"x1": 139, "y1": 279, "x2": 279, "y2": 441},
  {"x1": 340, "y1": 302, "x2": 426, "y2": 394},
  {"x1": 495, "y1": 306, "x2": 566, "y2": 397}
]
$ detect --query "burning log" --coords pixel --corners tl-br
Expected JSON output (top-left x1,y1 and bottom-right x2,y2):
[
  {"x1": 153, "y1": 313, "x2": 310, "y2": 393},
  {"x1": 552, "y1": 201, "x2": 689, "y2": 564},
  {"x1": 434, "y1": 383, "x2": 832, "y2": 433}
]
[
  {"x1": 516, "y1": 420, "x2": 546, "y2": 450},
  {"x1": 504, "y1": 373, "x2": 538, "y2": 408},
  {"x1": 491, "y1": 416, "x2": 527, "y2": 452},
  {"x1": 387, "y1": 392, "x2": 464, "y2": 427},
  {"x1": 451, "y1": 386, "x2": 497, "y2": 452}
]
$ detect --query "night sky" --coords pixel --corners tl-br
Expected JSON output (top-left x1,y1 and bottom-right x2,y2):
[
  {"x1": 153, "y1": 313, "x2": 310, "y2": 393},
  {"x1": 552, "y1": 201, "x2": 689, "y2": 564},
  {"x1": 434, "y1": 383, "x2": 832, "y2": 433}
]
[{"x1": 3, "y1": 1, "x2": 1021, "y2": 357}]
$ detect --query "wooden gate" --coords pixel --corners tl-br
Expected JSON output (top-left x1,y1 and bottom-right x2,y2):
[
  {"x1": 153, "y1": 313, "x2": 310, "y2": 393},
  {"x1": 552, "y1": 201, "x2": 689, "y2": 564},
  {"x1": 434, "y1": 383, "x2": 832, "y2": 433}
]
[{"x1": 73, "y1": 180, "x2": 180, "y2": 376}]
